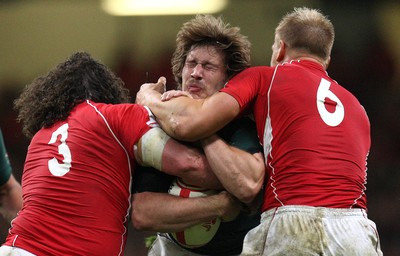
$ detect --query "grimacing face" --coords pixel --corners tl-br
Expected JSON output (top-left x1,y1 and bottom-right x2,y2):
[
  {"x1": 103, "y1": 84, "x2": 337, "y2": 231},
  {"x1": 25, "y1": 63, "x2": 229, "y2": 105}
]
[{"x1": 181, "y1": 45, "x2": 228, "y2": 99}]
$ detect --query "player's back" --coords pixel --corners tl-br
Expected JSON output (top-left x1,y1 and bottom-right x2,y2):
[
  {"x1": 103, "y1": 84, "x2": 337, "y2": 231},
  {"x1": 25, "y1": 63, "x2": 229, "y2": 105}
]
[
  {"x1": 263, "y1": 60, "x2": 370, "y2": 210},
  {"x1": 4, "y1": 101, "x2": 151, "y2": 256}
]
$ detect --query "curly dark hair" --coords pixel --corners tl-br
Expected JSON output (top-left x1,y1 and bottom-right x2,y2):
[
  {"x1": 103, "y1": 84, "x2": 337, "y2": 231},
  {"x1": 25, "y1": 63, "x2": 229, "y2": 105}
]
[
  {"x1": 171, "y1": 14, "x2": 251, "y2": 88},
  {"x1": 14, "y1": 51, "x2": 131, "y2": 138}
]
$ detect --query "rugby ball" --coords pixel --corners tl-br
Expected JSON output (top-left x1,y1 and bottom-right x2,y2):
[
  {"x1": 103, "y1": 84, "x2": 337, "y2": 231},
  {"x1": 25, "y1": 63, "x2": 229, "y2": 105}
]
[{"x1": 168, "y1": 178, "x2": 221, "y2": 248}]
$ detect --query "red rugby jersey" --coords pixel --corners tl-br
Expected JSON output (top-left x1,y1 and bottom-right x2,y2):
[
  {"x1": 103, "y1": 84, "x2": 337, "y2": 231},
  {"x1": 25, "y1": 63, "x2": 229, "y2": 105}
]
[
  {"x1": 222, "y1": 60, "x2": 370, "y2": 211},
  {"x1": 4, "y1": 100, "x2": 154, "y2": 255}
]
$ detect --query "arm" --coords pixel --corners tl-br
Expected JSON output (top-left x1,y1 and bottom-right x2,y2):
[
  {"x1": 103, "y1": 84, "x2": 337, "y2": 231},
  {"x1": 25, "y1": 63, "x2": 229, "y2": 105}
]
[
  {"x1": 135, "y1": 127, "x2": 222, "y2": 189},
  {"x1": 161, "y1": 139, "x2": 222, "y2": 188},
  {"x1": 131, "y1": 191, "x2": 241, "y2": 232},
  {"x1": 201, "y1": 134, "x2": 265, "y2": 204},
  {"x1": 0, "y1": 129, "x2": 23, "y2": 223},
  {"x1": 136, "y1": 77, "x2": 240, "y2": 141},
  {"x1": 0, "y1": 174, "x2": 23, "y2": 223}
]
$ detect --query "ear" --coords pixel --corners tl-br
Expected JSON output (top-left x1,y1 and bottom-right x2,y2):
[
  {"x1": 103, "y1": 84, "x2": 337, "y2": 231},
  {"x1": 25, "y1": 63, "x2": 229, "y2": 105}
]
[
  {"x1": 276, "y1": 40, "x2": 286, "y2": 62},
  {"x1": 325, "y1": 56, "x2": 331, "y2": 69}
]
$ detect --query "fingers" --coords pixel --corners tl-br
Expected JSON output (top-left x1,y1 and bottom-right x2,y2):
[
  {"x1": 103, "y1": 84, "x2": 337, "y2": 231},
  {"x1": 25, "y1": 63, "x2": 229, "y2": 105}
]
[
  {"x1": 219, "y1": 191, "x2": 241, "y2": 222},
  {"x1": 161, "y1": 91, "x2": 176, "y2": 101},
  {"x1": 161, "y1": 91, "x2": 174, "y2": 101},
  {"x1": 139, "y1": 77, "x2": 167, "y2": 94},
  {"x1": 157, "y1": 77, "x2": 167, "y2": 92},
  {"x1": 161, "y1": 90, "x2": 193, "y2": 101}
]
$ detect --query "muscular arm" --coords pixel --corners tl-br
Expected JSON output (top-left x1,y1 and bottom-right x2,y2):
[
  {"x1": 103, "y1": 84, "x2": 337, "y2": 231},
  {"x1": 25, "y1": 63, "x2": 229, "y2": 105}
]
[
  {"x1": 0, "y1": 175, "x2": 23, "y2": 223},
  {"x1": 136, "y1": 127, "x2": 222, "y2": 189},
  {"x1": 131, "y1": 191, "x2": 241, "y2": 232},
  {"x1": 161, "y1": 138, "x2": 223, "y2": 189},
  {"x1": 201, "y1": 134, "x2": 265, "y2": 204},
  {"x1": 136, "y1": 77, "x2": 240, "y2": 141}
]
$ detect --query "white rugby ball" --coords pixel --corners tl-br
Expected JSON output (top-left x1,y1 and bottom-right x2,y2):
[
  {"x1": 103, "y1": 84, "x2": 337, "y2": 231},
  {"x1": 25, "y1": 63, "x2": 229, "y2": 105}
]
[{"x1": 168, "y1": 178, "x2": 221, "y2": 248}]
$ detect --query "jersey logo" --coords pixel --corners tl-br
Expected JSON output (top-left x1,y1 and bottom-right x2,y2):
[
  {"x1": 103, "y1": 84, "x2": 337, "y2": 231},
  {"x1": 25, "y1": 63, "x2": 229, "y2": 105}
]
[
  {"x1": 201, "y1": 218, "x2": 218, "y2": 231},
  {"x1": 316, "y1": 78, "x2": 344, "y2": 126}
]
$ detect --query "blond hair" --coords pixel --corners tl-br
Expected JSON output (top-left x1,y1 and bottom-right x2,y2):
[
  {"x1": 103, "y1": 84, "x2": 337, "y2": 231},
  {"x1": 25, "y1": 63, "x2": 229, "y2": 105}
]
[{"x1": 275, "y1": 7, "x2": 334, "y2": 61}]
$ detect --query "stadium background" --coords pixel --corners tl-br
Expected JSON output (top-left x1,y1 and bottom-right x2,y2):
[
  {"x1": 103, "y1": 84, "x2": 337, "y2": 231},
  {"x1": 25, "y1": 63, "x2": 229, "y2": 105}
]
[{"x1": 0, "y1": 0, "x2": 398, "y2": 255}]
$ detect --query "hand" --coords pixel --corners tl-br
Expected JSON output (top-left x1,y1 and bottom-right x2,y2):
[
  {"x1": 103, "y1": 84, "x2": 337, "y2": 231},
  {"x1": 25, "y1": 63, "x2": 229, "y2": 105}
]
[
  {"x1": 161, "y1": 90, "x2": 193, "y2": 101},
  {"x1": 135, "y1": 77, "x2": 166, "y2": 105},
  {"x1": 242, "y1": 190, "x2": 263, "y2": 215},
  {"x1": 217, "y1": 191, "x2": 242, "y2": 222},
  {"x1": 143, "y1": 76, "x2": 166, "y2": 93}
]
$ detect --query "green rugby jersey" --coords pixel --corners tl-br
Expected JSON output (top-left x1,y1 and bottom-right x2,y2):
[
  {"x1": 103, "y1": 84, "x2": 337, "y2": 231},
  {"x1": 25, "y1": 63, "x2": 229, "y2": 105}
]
[{"x1": 0, "y1": 129, "x2": 12, "y2": 186}]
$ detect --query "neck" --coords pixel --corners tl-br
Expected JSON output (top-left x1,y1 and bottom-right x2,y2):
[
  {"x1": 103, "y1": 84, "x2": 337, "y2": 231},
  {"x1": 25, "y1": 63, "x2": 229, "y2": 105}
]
[{"x1": 287, "y1": 56, "x2": 327, "y2": 69}]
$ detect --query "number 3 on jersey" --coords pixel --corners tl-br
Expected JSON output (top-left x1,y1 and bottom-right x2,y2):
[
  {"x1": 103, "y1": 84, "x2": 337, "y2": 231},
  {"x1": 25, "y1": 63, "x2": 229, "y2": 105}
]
[
  {"x1": 317, "y1": 78, "x2": 344, "y2": 127},
  {"x1": 48, "y1": 123, "x2": 72, "y2": 176}
]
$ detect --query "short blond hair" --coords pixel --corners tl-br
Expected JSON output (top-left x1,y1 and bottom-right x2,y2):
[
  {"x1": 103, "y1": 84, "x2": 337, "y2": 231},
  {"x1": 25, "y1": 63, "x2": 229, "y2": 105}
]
[{"x1": 275, "y1": 7, "x2": 334, "y2": 61}]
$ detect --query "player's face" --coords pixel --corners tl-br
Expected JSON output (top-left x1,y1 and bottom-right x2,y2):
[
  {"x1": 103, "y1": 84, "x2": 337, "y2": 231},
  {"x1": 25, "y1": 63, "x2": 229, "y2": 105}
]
[{"x1": 182, "y1": 45, "x2": 228, "y2": 99}]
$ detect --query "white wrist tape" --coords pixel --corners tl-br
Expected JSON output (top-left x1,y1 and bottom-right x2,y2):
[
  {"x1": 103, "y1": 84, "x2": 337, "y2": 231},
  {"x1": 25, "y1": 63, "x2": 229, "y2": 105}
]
[{"x1": 140, "y1": 127, "x2": 170, "y2": 171}]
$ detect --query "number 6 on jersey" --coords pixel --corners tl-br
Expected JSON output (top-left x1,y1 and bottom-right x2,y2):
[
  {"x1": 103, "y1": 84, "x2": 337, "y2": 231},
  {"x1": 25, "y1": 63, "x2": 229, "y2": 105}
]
[{"x1": 317, "y1": 78, "x2": 344, "y2": 127}]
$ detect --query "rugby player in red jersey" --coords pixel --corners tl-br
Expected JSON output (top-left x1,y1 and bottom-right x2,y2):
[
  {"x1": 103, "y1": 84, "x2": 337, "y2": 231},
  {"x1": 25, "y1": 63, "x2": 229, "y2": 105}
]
[{"x1": 0, "y1": 52, "x2": 238, "y2": 256}]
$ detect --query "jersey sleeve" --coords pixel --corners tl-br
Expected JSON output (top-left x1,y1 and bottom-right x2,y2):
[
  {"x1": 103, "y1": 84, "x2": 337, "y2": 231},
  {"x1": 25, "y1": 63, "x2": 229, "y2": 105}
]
[
  {"x1": 102, "y1": 103, "x2": 155, "y2": 157},
  {"x1": 221, "y1": 67, "x2": 266, "y2": 114},
  {"x1": 0, "y1": 129, "x2": 12, "y2": 186},
  {"x1": 105, "y1": 104, "x2": 173, "y2": 193}
]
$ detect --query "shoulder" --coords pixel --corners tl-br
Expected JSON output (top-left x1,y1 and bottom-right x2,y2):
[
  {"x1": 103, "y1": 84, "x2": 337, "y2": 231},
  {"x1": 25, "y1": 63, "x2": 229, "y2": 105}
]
[
  {"x1": 72, "y1": 101, "x2": 152, "y2": 142},
  {"x1": 235, "y1": 66, "x2": 273, "y2": 77},
  {"x1": 227, "y1": 66, "x2": 275, "y2": 87},
  {"x1": 83, "y1": 101, "x2": 150, "y2": 121}
]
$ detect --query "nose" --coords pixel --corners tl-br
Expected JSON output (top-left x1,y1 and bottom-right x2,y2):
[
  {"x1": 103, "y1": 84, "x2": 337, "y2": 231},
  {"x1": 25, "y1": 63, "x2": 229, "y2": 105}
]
[{"x1": 191, "y1": 63, "x2": 203, "y2": 78}]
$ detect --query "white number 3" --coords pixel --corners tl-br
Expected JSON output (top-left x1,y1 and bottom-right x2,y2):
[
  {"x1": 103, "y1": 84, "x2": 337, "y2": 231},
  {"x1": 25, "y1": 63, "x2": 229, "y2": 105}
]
[
  {"x1": 316, "y1": 78, "x2": 344, "y2": 126},
  {"x1": 48, "y1": 123, "x2": 72, "y2": 176}
]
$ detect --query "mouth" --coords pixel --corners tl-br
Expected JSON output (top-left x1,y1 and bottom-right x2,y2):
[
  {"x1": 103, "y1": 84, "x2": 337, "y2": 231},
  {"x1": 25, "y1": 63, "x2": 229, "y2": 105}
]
[
  {"x1": 188, "y1": 86, "x2": 201, "y2": 93},
  {"x1": 187, "y1": 83, "x2": 202, "y2": 93}
]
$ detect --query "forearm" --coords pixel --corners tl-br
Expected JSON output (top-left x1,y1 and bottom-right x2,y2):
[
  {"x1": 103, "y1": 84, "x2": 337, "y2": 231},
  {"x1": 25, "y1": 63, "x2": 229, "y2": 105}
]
[
  {"x1": 161, "y1": 140, "x2": 222, "y2": 189},
  {"x1": 131, "y1": 191, "x2": 239, "y2": 232},
  {"x1": 136, "y1": 127, "x2": 222, "y2": 189},
  {"x1": 201, "y1": 135, "x2": 265, "y2": 204},
  {"x1": 145, "y1": 91, "x2": 210, "y2": 141},
  {"x1": 137, "y1": 87, "x2": 239, "y2": 141},
  {"x1": 0, "y1": 175, "x2": 23, "y2": 223}
]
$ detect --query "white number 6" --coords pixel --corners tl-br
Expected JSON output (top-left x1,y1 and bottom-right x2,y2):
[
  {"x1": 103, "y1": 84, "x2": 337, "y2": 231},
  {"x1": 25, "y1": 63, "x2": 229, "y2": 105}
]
[
  {"x1": 317, "y1": 78, "x2": 344, "y2": 127},
  {"x1": 48, "y1": 123, "x2": 72, "y2": 176}
]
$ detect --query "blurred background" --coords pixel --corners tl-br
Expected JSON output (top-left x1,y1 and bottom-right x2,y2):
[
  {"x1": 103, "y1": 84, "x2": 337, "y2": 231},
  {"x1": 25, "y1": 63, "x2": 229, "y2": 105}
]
[{"x1": 0, "y1": 0, "x2": 399, "y2": 255}]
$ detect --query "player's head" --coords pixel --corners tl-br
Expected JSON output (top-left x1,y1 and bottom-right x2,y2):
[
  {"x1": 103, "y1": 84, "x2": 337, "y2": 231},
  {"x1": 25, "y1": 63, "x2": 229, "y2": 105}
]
[
  {"x1": 172, "y1": 14, "x2": 251, "y2": 99},
  {"x1": 14, "y1": 51, "x2": 130, "y2": 138},
  {"x1": 271, "y1": 7, "x2": 334, "y2": 67}
]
